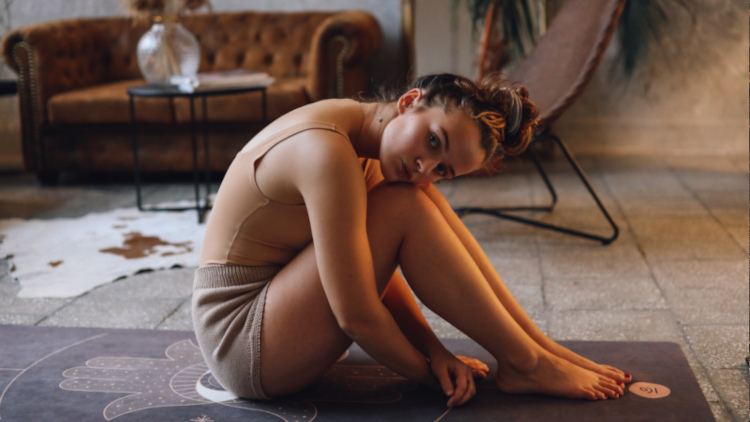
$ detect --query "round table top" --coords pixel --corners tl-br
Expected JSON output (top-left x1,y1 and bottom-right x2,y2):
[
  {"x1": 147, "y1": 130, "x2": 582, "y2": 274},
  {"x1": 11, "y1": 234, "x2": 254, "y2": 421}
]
[{"x1": 127, "y1": 83, "x2": 267, "y2": 98}]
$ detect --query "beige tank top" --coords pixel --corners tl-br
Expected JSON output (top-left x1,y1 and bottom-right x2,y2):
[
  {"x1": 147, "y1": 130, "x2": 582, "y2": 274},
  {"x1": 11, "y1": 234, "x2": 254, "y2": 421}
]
[{"x1": 200, "y1": 121, "x2": 382, "y2": 267}]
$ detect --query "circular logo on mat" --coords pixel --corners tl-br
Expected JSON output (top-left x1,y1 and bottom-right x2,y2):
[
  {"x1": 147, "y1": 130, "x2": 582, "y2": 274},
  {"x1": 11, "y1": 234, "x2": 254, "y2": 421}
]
[{"x1": 629, "y1": 382, "x2": 671, "y2": 399}]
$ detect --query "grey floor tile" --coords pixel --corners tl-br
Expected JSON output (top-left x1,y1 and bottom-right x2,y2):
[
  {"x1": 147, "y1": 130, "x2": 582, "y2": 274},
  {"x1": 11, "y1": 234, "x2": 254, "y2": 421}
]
[
  {"x1": 157, "y1": 299, "x2": 194, "y2": 331},
  {"x1": 531, "y1": 207, "x2": 627, "y2": 244},
  {"x1": 488, "y1": 257, "x2": 543, "y2": 286},
  {"x1": 529, "y1": 171, "x2": 618, "y2": 212},
  {"x1": 628, "y1": 216, "x2": 746, "y2": 260},
  {"x1": 662, "y1": 154, "x2": 742, "y2": 172},
  {"x1": 665, "y1": 288, "x2": 747, "y2": 325},
  {"x1": 39, "y1": 297, "x2": 184, "y2": 329},
  {"x1": 465, "y1": 215, "x2": 542, "y2": 241},
  {"x1": 707, "y1": 368, "x2": 750, "y2": 422},
  {"x1": 0, "y1": 314, "x2": 44, "y2": 325},
  {"x1": 437, "y1": 171, "x2": 534, "y2": 208},
  {"x1": 709, "y1": 400, "x2": 735, "y2": 422},
  {"x1": 89, "y1": 267, "x2": 195, "y2": 300},
  {"x1": 689, "y1": 358, "x2": 722, "y2": 403},
  {"x1": 683, "y1": 325, "x2": 747, "y2": 370},
  {"x1": 544, "y1": 277, "x2": 667, "y2": 311},
  {"x1": 616, "y1": 195, "x2": 710, "y2": 217},
  {"x1": 0, "y1": 275, "x2": 74, "y2": 317},
  {"x1": 651, "y1": 259, "x2": 747, "y2": 291},
  {"x1": 547, "y1": 310, "x2": 683, "y2": 342},
  {"x1": 709, "y1": 208, "x2": 748, "y2": 228},
  {"x1": 695, "y1": 190, "x2": 749, "y2": 211},
  {"x1": 724, "y1": 226, "x2": 749, "y2": 253},
  {"x1": 505, "y1": 284, "x2": 544, "y2": 319},
  {"x1": 605, "y1": 171, "x2": 691, "y2": 202},
  {"x1": 0, "y1": 297, "x2": 72, "y2": 318},
  {"x1": 540, "y1": 243, "x2": 651, "y2": 280},
  {"x1": 667, "y1": 159, "x2": 748, "y2": 194},
  {"x1": 533, "y1": 225, "x2": 634, "y2": 250}
]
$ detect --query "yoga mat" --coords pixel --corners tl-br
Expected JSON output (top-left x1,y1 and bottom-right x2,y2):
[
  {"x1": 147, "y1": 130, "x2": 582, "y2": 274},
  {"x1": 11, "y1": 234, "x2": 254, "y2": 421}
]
[{"x1": 0, "y1": 325, "x2": 714, "y2": 421}]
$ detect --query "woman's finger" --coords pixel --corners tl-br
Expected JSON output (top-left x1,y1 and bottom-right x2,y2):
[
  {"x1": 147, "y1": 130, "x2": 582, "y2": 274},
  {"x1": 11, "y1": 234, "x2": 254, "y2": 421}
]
[
  {"x1": 451, "y1": 372, "x2": 476, "y2": 407},
  {"x1": 447, "y1": 367, "x2": 469, "y2": 407},
  {"x1": 435, "y1": 366, "x2": 455, "y2": 397}
]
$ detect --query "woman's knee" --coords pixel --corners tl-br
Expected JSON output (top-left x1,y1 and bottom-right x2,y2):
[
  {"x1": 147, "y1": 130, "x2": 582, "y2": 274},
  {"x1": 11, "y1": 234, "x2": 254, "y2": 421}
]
[{"x1": 367, "y1": 183, "x2": 437, "y2": 218}]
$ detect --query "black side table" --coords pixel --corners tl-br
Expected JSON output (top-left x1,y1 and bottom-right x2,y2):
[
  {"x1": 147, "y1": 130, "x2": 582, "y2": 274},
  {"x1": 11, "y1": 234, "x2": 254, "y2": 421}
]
[
  {"x1": 0, "y1": 80, "x2": 17, "y2": 96},
  {"x1": 128, "y1": 84, "x2": 268, "y2": 223}
]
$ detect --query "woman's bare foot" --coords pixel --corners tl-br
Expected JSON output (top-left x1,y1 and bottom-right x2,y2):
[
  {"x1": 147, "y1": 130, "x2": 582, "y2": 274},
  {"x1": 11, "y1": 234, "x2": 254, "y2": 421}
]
[
  {"x1": 546, "y1": 343, "x2": 632, "y2": 384},
  {"x1": 496, "y1": 350, "x2": 624, "y2": 400}
]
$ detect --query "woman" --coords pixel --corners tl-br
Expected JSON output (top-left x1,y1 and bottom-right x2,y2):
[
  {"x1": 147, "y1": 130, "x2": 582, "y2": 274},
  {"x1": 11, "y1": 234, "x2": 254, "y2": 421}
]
[{"x1": 193, "y1": 73, "x2": 631, "y2": 408}]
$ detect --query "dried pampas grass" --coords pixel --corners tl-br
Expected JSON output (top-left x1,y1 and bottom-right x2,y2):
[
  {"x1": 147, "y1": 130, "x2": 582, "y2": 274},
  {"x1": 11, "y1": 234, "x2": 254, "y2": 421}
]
[{"x1": 121, "y1": 0, "x2": 211, "y2": 22}]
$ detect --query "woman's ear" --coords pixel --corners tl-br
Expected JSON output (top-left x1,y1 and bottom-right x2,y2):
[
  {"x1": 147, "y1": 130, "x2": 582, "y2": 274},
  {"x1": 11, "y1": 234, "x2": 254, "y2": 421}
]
[{"x1": 397, "y1": 88, "x2": 423, "y2": 114}]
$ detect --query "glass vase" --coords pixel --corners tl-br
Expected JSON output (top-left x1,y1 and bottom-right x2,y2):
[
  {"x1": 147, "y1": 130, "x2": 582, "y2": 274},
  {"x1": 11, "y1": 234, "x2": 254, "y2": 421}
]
[{"x1": 137, "y1": 20, "x2": 200, "y2": 85}]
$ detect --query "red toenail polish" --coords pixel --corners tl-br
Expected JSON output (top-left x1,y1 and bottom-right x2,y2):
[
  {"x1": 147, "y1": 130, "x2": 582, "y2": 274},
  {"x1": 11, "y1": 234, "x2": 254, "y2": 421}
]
[{"x1": 625, "y1": 373, "x2": 631, "y2": 377}]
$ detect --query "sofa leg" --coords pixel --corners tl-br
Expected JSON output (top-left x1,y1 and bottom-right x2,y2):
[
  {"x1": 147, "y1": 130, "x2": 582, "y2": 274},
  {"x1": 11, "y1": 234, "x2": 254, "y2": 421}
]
[{"x1": 37, "y1": 171, "x2": 59, "y2": 186}]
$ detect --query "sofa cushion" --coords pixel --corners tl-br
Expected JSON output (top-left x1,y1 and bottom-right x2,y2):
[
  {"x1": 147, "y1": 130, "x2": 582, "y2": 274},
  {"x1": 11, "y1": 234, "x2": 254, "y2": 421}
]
[{"x1": 47, "y1": 78, "x2": 309, "y2": 124}]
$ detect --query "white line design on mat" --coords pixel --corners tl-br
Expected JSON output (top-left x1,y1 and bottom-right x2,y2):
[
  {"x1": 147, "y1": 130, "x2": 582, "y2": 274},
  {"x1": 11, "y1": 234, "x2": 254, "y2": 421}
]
[{"x1": 0, "y1": 333, "x2": 108, "y2": 421}]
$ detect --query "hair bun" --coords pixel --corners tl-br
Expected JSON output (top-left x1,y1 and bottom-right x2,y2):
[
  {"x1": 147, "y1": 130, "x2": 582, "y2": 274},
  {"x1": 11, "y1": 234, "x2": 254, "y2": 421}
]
[{"x1": 497, "y1": 83, "x2": 538, "y2": 158}]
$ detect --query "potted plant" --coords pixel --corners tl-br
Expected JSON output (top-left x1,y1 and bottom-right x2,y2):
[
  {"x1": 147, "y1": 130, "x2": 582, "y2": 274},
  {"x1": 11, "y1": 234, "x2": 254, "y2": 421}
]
[{"x1": 460, "y1": 0, "x2": 693, "y2": 79}]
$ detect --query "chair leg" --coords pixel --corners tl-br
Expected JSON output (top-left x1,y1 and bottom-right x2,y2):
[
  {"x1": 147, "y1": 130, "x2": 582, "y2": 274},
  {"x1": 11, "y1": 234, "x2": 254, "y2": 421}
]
[{"x1": 453, "y1": 132, "x2": 619, "y2": 245}]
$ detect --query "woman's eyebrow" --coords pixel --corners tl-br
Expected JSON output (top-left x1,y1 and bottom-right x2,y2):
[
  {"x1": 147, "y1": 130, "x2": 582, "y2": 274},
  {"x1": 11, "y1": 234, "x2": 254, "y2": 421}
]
[{"x1": 441, "y1": 127, "x2": 450, "y2": 152}]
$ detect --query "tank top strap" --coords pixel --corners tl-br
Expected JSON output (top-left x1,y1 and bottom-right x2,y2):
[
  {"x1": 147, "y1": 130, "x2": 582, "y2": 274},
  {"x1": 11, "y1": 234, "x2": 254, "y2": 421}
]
[{"x1": 238, "y1": 120, "x2": 350, "y2": 159}]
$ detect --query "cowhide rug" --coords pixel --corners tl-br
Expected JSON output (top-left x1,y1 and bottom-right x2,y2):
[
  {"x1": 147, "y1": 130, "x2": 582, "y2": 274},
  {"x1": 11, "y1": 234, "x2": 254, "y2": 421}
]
[{"x1": 0, "y1": 206, "x2": 206, "y2": 298}]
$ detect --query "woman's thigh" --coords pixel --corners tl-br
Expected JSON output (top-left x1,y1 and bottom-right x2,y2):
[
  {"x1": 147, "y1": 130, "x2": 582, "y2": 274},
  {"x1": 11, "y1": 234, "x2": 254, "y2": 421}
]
[{"x1": 259, "y1": 242, "x2": 354, "y2": 397}]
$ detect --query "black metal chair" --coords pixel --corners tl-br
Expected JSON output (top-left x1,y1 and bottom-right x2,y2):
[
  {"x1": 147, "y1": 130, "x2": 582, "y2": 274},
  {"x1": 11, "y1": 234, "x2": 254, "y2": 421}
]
[{"x1": 455, "y1": 0, "x2": 627, "y2": 245}]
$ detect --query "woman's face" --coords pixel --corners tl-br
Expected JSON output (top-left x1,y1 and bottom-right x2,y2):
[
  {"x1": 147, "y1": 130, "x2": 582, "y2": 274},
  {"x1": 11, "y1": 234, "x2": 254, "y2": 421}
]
[{"x1": 380, "y1": 90, "x2": 484, "y2": 185}]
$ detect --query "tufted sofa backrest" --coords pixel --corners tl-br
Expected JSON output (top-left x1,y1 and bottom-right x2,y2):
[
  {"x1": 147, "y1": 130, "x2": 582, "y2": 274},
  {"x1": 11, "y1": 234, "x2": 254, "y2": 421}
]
[
  {"x1": 184, "y1": 12, "x2": 335, "y2": 78},
  {"x1": 2, "y1": 11, "x2": 351, "y2": 102}
]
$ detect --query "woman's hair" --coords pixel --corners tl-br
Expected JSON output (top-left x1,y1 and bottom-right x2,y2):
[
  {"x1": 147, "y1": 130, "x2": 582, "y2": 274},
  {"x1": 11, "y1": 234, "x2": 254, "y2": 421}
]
[{"x1": 378, "y1": 73, "x2": 539, "y2": 173}]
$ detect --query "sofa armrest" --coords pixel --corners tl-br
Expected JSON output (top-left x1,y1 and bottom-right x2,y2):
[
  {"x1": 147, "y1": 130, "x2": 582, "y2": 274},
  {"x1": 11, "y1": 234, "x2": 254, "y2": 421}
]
[
  {"x1": 305, "y1": 10, "x2": 382, "y2": 102},
  {"x1": 1, "y1": 17, "x2": 145, "y2": 172},
  {"x1": 1, "y1": 18, "x2": 144, "y2": 123}
]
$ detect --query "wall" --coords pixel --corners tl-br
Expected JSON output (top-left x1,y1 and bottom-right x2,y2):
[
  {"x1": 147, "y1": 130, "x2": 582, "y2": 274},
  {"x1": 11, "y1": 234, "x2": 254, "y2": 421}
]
[
  {"x1": 413, "y1": 0, "x2": 476, "y2": 78},
  {"x1": 557, "y1": 0, "x2": 747, "y2": 156}
]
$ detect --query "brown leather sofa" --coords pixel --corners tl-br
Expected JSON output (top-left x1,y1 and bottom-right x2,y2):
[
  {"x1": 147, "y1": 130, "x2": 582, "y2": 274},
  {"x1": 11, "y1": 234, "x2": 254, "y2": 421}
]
[{"x1": 1, "y1": 10, "x2": 382, "y2": 184}]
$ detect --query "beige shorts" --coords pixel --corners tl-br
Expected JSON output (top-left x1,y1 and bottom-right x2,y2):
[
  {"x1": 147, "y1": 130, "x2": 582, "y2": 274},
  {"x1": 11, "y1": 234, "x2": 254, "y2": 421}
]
[{"x1": 192, "y1": 264, "x2": 281, "y2": 400}]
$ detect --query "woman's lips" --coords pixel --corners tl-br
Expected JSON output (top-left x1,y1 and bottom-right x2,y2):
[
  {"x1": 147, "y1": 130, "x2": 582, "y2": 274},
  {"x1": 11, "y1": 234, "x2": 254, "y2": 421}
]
[{"x1": 401, "y1": 162, "x2": 412, "y2": 181}]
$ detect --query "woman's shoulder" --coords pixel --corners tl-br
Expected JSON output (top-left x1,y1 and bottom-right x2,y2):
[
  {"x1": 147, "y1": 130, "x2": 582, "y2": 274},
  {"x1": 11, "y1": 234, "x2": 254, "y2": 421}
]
[{"x1": 283, "y1": 98, "x2": 364, "y2": 130}]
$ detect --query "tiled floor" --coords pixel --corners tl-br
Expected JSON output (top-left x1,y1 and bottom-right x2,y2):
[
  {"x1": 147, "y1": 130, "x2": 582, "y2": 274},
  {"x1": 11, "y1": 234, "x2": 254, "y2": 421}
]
[{"x1": 0, "y1": 133, "x2": 747, "y2": 420}]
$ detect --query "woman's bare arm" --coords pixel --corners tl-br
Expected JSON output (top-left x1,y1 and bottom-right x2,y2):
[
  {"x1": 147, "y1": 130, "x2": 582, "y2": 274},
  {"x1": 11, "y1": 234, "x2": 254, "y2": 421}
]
[{"x1": 288, "y1": 132, "x2": 434, "y2": 385}]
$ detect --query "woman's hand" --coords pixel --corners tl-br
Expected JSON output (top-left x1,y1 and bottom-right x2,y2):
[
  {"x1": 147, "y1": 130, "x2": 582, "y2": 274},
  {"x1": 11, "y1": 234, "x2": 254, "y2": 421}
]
[
  {"x1": 428, "y1": 351, "x2": 477, "y2": 407},
  {"x1": 455, "y1": 355, "x2": 489, "y2": 379}
]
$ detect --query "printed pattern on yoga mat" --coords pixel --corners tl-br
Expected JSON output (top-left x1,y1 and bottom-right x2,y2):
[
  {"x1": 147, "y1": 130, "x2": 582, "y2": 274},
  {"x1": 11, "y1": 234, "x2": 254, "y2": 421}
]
[{"x1": 0, "y1": 325, "x2": 714, "y2": 422}]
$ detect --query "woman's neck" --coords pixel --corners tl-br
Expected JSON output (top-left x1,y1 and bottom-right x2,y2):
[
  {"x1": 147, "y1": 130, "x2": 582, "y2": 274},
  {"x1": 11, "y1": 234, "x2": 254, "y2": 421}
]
[{"x1": 353, "y1": 101, "x2": 397, "y2": 160}]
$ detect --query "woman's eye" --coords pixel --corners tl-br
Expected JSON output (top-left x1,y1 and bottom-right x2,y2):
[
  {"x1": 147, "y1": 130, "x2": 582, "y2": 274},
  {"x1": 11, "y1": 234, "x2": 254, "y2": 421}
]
[
  {"x1": 436, "y1": 163, "x2": 447, "y2": 176},
  {"x1": 429, "y1": 134, "x2": 439, "y2": 149}
]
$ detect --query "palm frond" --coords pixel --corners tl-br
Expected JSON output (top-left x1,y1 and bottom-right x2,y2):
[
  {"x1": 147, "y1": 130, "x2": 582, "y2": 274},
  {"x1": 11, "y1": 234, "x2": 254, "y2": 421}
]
[
  {"x1": 616, "y1": 0, "x2": 693, "y2": 74},
  {"x1": 459, "y1": 0, "x2": 545, "y2": 61}
]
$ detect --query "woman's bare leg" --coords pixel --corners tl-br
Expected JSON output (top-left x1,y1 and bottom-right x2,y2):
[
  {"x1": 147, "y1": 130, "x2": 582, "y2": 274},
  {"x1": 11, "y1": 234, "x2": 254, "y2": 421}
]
[
  {"x1": 420, "y1": 184, "x2": 630, "y2": 384},
  {"x1": 260, "y1": 183, "x2": 622, "y2": 399},
  {"x1": 362, "y1": 184, "x2": 622, "y2": 399}
]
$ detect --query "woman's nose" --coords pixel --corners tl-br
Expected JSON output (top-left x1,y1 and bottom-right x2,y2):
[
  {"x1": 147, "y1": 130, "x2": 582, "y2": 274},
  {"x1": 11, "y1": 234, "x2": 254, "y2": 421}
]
[{"x1": 416, "y1": 157, "x2": 437, "y2": 174}]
